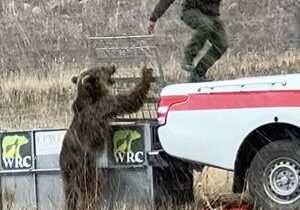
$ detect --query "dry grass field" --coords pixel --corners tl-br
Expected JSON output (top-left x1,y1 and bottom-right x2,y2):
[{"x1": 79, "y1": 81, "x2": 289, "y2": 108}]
[{"x1": 1, "y1": 49, "x2": 300, "y2": 130}]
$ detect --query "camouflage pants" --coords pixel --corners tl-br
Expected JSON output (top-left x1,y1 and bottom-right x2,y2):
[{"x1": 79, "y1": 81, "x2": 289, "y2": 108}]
[{"x1": 181, "y1": 9, "x2": 228, "y2": 77}]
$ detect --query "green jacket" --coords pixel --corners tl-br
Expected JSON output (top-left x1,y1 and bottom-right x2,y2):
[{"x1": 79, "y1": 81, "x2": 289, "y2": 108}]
[{"x1": 150, "y1": 0, "x2": 221, "y2": 22}]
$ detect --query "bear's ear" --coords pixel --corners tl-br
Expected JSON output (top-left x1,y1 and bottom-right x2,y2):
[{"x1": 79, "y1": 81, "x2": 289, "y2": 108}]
[{"x1": 71, "y1": 76, "x2": 78, "y2": 84}]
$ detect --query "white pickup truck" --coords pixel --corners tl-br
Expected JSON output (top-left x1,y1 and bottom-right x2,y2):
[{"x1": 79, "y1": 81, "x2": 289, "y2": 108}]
[{"x1": 156, "y1": 73, "x2": 300, "y2": 210}]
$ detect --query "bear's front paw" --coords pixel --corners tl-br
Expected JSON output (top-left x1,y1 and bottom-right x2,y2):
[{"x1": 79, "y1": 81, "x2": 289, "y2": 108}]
[{"x1": 142, "y1": 67, "x2": 155, "y2": 83}]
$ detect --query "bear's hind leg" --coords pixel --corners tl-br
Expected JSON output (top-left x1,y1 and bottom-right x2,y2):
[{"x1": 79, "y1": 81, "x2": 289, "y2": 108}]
[{"x1": 64, "y1": 183, "x2": 79, "y2": 210}]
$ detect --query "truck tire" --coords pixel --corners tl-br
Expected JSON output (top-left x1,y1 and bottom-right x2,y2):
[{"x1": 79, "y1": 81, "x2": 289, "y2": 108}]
[{"x1": 248, "y1": 140, "x2": 300, "y2": 210}]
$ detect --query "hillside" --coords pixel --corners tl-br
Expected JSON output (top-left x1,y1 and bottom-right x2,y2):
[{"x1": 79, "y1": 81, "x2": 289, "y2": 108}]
[{"x1": 0, "y1": 0, "x2": 299, "y2": 77}]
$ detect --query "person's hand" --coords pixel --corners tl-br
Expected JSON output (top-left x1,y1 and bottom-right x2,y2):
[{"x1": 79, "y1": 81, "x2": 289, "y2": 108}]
[{"x1": 147, "y1": 20, "x2": 156, "y2": 34}]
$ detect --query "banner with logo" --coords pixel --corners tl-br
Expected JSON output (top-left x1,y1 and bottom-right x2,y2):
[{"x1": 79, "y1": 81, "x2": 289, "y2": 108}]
[
  {"x1": 0, "y1": 132, "x2": 33, "y2": 170},
  {"x1": 108, "y1": 125, "x2": 145, "y2": 166}
]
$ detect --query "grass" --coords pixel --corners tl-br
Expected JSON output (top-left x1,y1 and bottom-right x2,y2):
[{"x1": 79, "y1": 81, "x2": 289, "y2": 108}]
[{"x1": 2, "y1": 48, "x2": 300, "y2": 130}]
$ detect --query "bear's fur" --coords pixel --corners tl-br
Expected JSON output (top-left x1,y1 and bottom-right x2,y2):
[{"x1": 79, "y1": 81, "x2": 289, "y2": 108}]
[{"x1": 59, "y1": 65, "x2": 154, "y2": 210}]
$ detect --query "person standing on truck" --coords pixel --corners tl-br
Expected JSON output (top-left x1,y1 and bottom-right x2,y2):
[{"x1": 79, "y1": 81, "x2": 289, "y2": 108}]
[{"x1": 147, "y1": 0, "x2": 228, "y2": 82}]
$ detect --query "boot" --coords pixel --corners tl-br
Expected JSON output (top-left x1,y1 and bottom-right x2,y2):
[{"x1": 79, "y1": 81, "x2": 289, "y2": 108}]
[
  {"x1": 180, "y1": 58, "x2": 193, "y2": 72},
  {"x1": 189, "y1": 70, "x2": 212, "y2": 83}
]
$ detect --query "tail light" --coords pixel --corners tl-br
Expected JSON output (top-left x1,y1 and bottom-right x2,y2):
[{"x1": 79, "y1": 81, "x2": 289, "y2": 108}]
[{"x1": 157, "y1": 95, "x2": 188, "y2": 125}]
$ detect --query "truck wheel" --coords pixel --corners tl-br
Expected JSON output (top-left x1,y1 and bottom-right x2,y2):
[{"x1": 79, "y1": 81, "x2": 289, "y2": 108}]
[{"x1": 248, "y1": 140, "x2": 300, "y2": 210}]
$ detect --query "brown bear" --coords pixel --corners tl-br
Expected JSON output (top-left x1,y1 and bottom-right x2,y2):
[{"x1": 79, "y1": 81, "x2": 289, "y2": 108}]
[{"x1": 59, "y1": 65, "x2": 155, "y2": 210}]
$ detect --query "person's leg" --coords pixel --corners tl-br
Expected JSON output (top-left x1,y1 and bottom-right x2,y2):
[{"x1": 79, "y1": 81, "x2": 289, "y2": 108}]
[
  {"x1": 181, "y1": 9, "x2": 213, "y2": 72},
  {"x1": 193, "y1": 16, "x2": 228, "y2": 78},
  {"x1": 181, "y1": 31, "x2": 207, "y2": 72}
]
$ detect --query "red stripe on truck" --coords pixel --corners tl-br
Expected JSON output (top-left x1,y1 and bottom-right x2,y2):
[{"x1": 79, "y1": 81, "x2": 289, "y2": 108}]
[{"x1": 167, "y1": 90, "x2": 300, "y2": 111}]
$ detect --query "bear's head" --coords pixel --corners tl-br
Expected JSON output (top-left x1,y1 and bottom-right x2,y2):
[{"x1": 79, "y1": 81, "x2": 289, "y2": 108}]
[{"x1": 71, "y1": 65, "x2": 116, "y2": 112}]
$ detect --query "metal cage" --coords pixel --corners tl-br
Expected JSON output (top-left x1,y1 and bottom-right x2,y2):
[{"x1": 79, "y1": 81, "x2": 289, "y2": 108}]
[{"x1": 87, "y1": 35, "x2": 166, "y2": 120}]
